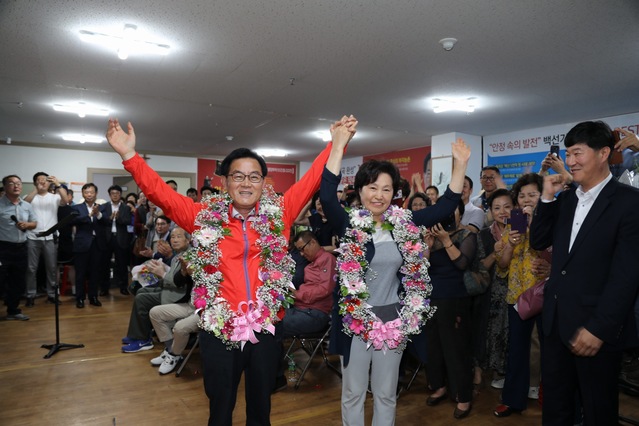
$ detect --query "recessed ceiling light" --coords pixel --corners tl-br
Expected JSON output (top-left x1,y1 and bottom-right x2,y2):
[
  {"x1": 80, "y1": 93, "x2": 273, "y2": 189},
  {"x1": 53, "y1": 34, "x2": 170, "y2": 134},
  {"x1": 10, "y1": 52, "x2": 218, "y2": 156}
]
[
  {"x1": 255, "y1": 149, "x2": 287, "y2": 157},
  {"x1": 53, "y1": 101, "x2": 110, "y2": 118},
  {"x1": 432, "y1": 97, "x2": 477, "y2": 113},
  {"x1": 79, "y1": 24, "x2": 170, "y2": 60},
  {"x1": 62, "y1": 134, "x2": 104, "y2": 144}
]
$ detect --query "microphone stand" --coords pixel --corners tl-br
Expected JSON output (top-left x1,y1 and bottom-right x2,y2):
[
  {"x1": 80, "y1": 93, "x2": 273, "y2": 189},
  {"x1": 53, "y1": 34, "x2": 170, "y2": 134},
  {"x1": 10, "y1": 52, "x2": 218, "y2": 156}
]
[{"x1": 39, "y1": 212, "x2": 85, "y2": 358}]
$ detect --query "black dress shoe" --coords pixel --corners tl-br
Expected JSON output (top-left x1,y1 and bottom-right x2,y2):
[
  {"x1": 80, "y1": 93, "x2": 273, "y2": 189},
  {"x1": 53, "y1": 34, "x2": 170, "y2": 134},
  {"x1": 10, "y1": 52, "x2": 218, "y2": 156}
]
[
  {"x1": 99, "y1": 290, "x2": 109, "y2": 297},
  {"x1": 76, "y1": 299, "x2": 85, "y2": 309},
  {"x1": 47, "y1": 296, "x2": 61, "y2": 305},
  {"x1": 25, "y1": 297, "x2": 35, "y2": 307},
  {"x1": 89, "y1": 297, "x2": 102, "y2": 307},
  {"x1": 426, "y1": 393, "x2": 448, "y2": 406},
  {"x1": 454, "y1": 404, "x2": 472, "y2": 419},
  {"x1": 120, "y1": 288, "x2": 130, "y2": 295}
]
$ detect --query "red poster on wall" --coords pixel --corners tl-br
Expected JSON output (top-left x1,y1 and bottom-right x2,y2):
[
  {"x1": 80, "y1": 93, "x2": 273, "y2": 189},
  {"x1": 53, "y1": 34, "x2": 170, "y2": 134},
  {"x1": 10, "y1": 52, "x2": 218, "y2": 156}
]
[
  {"x1": 363, "y1": 146, "x2": 432, "y2": 186},
  {"x1": 197, "y1": 159, "x2": 297, "y2": 194}
]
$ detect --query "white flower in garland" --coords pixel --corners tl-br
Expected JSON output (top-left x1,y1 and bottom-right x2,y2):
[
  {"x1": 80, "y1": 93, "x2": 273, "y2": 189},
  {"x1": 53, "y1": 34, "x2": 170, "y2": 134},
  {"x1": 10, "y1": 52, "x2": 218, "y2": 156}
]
[
  {"x1": 336, "y1": 204, "x2": 436, "y2": 353},
  {"x1": 185, "y1": 186, "x2": 295, "y2": 349}
]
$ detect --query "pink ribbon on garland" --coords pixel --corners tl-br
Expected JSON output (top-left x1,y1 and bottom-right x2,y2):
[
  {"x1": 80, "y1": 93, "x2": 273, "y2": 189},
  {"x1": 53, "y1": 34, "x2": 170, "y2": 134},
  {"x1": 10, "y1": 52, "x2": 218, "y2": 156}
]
[
  {"x1": 230, "y1": 300, "x2": 274, "y2": 346},
  {"x1": 367, "y1": 318, "x2": 402, "y2": 352}
]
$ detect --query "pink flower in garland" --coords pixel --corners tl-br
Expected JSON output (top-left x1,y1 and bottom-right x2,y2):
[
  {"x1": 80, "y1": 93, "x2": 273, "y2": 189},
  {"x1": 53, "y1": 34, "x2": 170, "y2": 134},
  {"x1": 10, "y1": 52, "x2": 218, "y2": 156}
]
[
  {"x1": 340, "y1": 260, "x2": 362, "y2": 273},
  {"x1": 193, "y1": 287, "x2": 209, "y2": 309},
  {"x1": 349, "y1": 318, "x2": 366, "y2": 334}
]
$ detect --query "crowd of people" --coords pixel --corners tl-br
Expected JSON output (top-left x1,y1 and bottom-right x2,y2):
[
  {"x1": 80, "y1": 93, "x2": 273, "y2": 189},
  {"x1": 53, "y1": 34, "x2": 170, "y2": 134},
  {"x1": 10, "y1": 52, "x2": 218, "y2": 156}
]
[{"x1": 2, "y1": 117, "x2": 639, "y2": 425}]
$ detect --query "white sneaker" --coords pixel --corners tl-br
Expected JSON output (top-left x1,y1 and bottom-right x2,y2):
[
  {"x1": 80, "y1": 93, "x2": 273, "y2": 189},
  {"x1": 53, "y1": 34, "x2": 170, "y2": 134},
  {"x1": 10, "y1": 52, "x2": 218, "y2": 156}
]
[
  {"x1": 491, "y1": 378, "x2": 505, "y2": 389},
  {"x1": 528, "y1": 386, "x2": 539, "y2": 400},
  {"x1": 150, "y1": 349, "x2": 169, "y2": 366},
  {"x1": 158, "y1": 353, "x2": 182, "y2": 375}
]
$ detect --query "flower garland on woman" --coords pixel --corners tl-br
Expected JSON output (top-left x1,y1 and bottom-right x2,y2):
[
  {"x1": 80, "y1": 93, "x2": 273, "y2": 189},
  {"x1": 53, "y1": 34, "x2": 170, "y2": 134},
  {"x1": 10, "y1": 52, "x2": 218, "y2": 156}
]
[
  {"x1": 319, "y1": 135, "x2": 470, "y2": 426},
  {"x1": 337, "y1": 205, "x2": 435, "y2": 352},
  {"x1": 185, "y1": 186, "x2": 295, "y2": 349}
]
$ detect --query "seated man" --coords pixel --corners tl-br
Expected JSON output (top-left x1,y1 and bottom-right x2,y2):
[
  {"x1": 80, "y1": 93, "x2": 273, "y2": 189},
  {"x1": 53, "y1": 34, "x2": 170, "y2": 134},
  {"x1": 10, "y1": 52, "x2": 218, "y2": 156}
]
[
  {"x1": 121, "y1": 227, "x2": 191, "y2": 353},
  {"x1": 275, "y1": 231, "x2": 337, "y2": 391},
  {"x1": 149, "y1": 264, "x2": 199, "y2": 375},
  {"x1": 138, "y1": 214, "x2": 173, "y2": 264},
  {"x1": 281, "y1": 230, "x2": 337, "y2": 337}
]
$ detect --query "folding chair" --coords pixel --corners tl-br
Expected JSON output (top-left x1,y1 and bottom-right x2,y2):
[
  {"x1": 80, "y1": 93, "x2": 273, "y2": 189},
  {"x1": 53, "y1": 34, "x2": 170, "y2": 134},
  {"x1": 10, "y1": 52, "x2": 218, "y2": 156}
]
[
  {"x1": 175, "y1": 333, "x2": 199, "y2": 377},
  {"x1": 284, "y1": 324, "x2": 341, "y2": 390}
]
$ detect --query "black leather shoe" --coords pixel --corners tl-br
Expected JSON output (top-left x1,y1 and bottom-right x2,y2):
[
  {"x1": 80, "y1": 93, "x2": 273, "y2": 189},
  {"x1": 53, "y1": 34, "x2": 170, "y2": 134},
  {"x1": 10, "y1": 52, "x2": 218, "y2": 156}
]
[
  {"x1": 76, "y1": 299, "x2": 85, "y2": 309},
  {"x1": 99, "y1": 290, "x2": 109, "y2": 297},
  {"x1": 426, "y1": 393, "x2": 448, "y2": 406},
  {"x1": 120, "y1": 288, "x2": 130, "y2": 295},
  {"x1": 454, "y1": 404, "x2": 472, "y2": 419},
  {"x1": 89, "y1": 297, "x2": 102, "y2": 307},
  {"x1": 25, "y1": 297, "x2": 35, "y2": 307}
]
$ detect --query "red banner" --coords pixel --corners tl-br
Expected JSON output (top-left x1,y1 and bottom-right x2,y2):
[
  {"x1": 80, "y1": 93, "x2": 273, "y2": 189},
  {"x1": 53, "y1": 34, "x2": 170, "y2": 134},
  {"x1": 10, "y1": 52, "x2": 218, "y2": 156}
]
[{"x1": 363, "y1": 146, "x2": 432, "y2": 186}]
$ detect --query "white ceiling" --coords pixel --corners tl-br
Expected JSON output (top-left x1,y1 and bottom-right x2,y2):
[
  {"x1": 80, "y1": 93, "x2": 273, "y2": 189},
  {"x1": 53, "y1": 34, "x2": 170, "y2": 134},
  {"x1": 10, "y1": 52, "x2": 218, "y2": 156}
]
[{"x1": 1, "y1": 0, "x2": 639, "y2": 162}]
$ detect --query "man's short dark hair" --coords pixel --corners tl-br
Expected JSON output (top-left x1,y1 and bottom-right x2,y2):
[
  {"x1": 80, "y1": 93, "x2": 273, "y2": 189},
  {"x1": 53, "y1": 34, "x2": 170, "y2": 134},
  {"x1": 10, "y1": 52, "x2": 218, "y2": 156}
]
[
  {"x1": 2, "y1": 175, "x2": 21, "y2": 186},
  {"x1": 108, "y1": 184, "x2": 123, "y2": 194},
  {"x1": 187, "y1": 187, "x2": 198, "y2": 195},
  {"x1": 426, "y1": 185, "x2": 439, "y2": 195},
  {"x1": 219, "y1": 148, "x2": 268, "y2": 178},
  {"x1": 564, "y1": 121, "x2": 615, "y2": 154},
  {"x1": 200, "y1": 185, "x2": 214, "y2": 194},
  {"x1": 126, "y1": 192, "x2": 138, "y2": 202},
  {"x1": 294, "y1": 230, "x2": 318, "y2": 245},
  {"x1": 82, "y1": 183, "x2": 98, "y2": 192},
  {"x1": 165, "y1": 179, "x2": 178, "y2": 187},
  {"x1": 480, "y1": 166, "x2": 500, "y2": 176},
  {"x1": 155, "y1": 215, "x2": 172, "y2": 225},
  {"x1": 354, "y1": 160, "x2": 400, "y2": 196},
  {"x1": 33, "y1": 172, "x2": 49, "y2": 183}
]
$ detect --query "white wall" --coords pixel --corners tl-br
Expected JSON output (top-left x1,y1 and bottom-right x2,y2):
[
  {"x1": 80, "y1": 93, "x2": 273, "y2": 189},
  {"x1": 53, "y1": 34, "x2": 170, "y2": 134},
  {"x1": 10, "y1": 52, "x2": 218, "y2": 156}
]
[
  {"x1": 0, "y1": 145, "x2": 197, "y2": 187},
  {"x1": 0, "y1": 145, "x2": 198, "y2": 203}
]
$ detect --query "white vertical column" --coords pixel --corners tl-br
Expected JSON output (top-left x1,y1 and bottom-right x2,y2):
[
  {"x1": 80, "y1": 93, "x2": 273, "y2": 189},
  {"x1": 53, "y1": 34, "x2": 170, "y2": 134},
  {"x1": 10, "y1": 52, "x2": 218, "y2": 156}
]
[{"x1": 430, "y1": 132, "x2": 482, "y2": 192}]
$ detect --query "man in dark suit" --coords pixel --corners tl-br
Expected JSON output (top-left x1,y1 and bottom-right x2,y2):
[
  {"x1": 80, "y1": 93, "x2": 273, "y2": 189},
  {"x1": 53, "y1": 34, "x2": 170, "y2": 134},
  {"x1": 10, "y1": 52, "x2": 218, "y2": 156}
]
[
  {"x1": 101, "y1": 184, "x2": 132, "y2": 296},
  {"x1": 72, "y1": 183, "x2": 109, "y2": 308},
  {"x1": 530, "y1": 121, "x2": 639, "y2": 425}
]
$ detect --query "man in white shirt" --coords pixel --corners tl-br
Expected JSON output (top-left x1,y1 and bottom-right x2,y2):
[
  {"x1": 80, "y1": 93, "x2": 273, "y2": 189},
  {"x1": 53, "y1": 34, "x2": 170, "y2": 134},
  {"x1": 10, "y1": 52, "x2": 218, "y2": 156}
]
[
  {"x1": 530, "y1": 121, "x2": 639, "y2": 425},
  {"x1": 24, "y1": 172, "x2": 68, "y2": 306},
  {"x1": 459, "y1": 176, "x2": 485, "y2": 233}
]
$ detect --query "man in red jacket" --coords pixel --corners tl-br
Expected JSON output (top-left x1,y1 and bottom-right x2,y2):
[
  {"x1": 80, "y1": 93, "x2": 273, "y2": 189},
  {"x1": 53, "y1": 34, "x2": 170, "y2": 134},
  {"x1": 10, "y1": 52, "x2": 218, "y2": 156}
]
[{"x1": 107, "y1": 116, "x2": 356, "y2": 426}]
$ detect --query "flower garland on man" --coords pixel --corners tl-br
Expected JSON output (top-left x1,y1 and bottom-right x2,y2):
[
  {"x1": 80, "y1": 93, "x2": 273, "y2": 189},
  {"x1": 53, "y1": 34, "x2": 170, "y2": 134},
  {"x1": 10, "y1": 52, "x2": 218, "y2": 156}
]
[
  {"x1": 319, "y1": 133, "x2": 471, "y2": 425},
  {"x1": 106, "y1": 116, "x2": 357, "y2": 426}
]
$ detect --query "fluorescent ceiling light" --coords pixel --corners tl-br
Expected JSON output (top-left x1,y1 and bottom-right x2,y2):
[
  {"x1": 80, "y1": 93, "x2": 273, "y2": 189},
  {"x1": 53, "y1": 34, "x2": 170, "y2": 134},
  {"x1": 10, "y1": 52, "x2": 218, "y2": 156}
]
[
  {"x1": 314, "y1": 130, "x2": 332, "y2": 142},
  {"x1": 79, "y1": 24, "x2": 170, "y2": 60},
  {"x1": 53, "y1": 102, "x2": 110, "y2": 118},
  {"x1": 432, "y1": 97, "x2": 477, "y2": 113},
  {"x1": 62, "y1": 134, "x2": 104, "y2": 144},
  {"x1": 255, "y1": 149, "x2": 287, "y2": 157}
]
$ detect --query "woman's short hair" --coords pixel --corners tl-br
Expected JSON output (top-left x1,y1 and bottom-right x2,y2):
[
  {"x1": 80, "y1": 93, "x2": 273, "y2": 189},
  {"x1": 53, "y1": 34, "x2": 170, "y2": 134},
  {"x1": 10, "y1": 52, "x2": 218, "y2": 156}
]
[
  {"x1": 510, "y1": 173, "x2": 543, "y2": 201},
  {"x1": 354, "y1": 160, "x2": 401, "y2": 196}
]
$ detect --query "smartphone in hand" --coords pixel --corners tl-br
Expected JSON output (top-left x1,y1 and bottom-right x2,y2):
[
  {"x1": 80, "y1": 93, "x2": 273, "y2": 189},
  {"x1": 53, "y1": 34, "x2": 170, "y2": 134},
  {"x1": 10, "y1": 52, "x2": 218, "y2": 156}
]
[
  {"x1": 508, "y1": 208, "x2": 528, "y2": 233},
  {"x1": 550, "y1": 145, "x2": 560, "y2": 156}
]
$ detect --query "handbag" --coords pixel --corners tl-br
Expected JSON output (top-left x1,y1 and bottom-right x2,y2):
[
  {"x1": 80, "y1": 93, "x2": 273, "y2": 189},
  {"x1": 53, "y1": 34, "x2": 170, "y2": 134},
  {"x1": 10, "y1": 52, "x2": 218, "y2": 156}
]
[
  {"x1": 463, "y1": 269, "x2": 490, "y2": 296},
  {"x1": 463, "y1": 229, "x2": 492, "y2": 296},
  {"x1": 517, "y1": 277, "x2": 548, "y2": 320}
]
